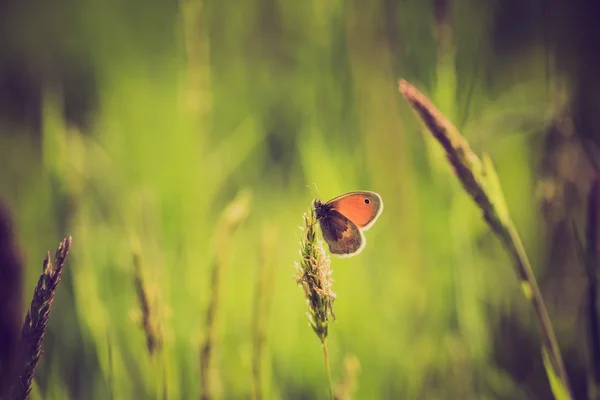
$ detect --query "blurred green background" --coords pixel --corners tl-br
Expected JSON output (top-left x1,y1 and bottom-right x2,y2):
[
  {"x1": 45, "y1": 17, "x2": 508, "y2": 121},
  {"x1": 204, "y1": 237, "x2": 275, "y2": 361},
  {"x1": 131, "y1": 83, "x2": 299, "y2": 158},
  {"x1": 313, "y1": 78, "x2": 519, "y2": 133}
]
[{"x1": 1, "y1": 0, "x2": 599, "y2": 398}]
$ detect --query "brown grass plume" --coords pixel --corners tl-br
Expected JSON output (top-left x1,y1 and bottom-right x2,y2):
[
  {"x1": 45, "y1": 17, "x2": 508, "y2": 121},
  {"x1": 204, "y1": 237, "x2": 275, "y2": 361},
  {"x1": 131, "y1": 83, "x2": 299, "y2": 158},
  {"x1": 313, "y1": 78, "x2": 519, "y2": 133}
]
[
  {"x1": 11, "y1": 236, "x2": 72, "y2": 400},
  {"x1": 399, "y1": 78, "x2": 572, "y2": 399}
]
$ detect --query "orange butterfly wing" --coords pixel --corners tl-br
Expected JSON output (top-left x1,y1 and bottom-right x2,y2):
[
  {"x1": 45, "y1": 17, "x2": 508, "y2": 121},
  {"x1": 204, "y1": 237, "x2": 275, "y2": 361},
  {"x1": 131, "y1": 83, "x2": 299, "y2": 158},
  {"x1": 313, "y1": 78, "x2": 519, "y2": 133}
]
[
  {"x1": 326, "y1": 191, "x2": 383, "y2": 229},
  {"x1": 317, "y1": 210, "x2": 365, "y2": 256}
]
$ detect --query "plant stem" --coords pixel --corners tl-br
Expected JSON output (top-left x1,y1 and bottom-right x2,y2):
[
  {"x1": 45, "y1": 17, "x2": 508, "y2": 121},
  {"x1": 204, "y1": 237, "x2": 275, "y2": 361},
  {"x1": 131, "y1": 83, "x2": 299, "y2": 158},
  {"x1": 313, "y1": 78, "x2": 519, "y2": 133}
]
[
  {"x1": 503, "y1": 222, "x2": 572, "y2": 397},
  {"x1": 322, "y1": 340, "x2": 334, "y2": 400},
  {"x1": 199, "y1": 191, "x2": 251, "y2": 400},
  {"x1": 399, "y1": 79, "x2": 573, "y2": 399}
]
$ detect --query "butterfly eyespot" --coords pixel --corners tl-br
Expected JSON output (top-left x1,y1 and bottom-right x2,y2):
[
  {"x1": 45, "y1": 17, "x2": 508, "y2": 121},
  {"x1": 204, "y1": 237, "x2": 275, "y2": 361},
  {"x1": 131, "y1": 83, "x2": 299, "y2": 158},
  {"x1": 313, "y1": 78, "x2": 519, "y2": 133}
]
[{"x1": 364, "y1": 199, "x2": 370, "y2": 204}]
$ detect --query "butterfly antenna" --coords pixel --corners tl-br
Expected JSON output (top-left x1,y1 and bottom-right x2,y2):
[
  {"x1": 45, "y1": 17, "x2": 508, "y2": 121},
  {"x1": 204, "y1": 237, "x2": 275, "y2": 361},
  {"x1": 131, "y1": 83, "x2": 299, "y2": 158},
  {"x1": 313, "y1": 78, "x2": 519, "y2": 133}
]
[{"x1": 307, "y1": 183, "x2": 322, "y2": 199}]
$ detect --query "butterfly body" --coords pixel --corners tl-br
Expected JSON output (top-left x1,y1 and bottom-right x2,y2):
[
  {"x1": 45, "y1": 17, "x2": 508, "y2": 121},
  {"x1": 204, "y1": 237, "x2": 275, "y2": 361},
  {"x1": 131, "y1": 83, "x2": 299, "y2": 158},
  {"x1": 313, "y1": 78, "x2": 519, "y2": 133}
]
[{"x1": 314, "y1": 191, "x2": 383, "y2": 257}]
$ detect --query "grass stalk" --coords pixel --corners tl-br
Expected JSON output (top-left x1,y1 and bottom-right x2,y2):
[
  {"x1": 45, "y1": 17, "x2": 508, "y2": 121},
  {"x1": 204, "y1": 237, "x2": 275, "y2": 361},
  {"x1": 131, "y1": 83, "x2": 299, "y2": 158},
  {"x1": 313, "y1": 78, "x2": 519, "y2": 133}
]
[
  {"x1": 179, "y1": 0, "x2": 211, "y2": 121},
  {"x1": 334, "y1": 354, "x2": 361, "y2": 400},
  {"x1": 323, "y1": 341, "x2": 334, "y2": 400},
  {"x1": 132, "y1": 249, "x2": 167, "y2": 399},
  {"x1": 133, "y1": 251, "x2": 163, "y2": 356},
  {"x1": 11, "y1": 236, "x2": 72, "y2": 400},
  {"x1": 398, "y1": 79, "x2": 573, "y2": 399},
  {"x1": 295, "y1": 208, "x2": 336, "y2": 400},
  {"x1": 251, "y1": 222, "x2": 278, "y2": 400},
  {"x1": 199, "y1": 190, "x2": 252, "y2": 400}
]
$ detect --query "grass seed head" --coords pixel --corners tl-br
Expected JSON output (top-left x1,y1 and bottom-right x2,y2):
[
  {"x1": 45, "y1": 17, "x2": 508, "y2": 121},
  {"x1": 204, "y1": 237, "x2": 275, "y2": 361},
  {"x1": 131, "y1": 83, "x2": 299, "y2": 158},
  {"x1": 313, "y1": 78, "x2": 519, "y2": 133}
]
[{"x1": 294, "y1": 209, "x2": 336, "y2": 344}]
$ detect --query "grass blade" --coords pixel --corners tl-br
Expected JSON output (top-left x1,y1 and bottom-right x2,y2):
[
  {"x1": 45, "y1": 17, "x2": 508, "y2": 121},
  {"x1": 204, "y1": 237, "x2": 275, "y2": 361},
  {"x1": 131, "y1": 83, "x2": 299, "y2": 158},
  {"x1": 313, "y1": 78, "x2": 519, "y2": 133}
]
[{"x1": 399, "y1": 79, "x2": 573, "y2": 400}]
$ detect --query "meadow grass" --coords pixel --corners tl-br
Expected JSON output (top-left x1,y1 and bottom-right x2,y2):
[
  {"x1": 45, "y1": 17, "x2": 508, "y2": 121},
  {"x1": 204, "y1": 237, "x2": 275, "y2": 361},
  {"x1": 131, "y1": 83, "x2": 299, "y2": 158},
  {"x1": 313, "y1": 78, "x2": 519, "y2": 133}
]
[
  {"x1": 295, "y1": 209, "x2": 336, "y2": 399},
  {"x1": 133, "y1": 250, "x2": 163, "y2": 357},
  {"x1": 399, "y1": 79, "x2": 572, "y2": 400},
  {"x1": 200, "y1": 190, "x2": 252, "y2": 400},
  {"x1": 11, "y1": 237, "x2": 72, "y2": 400},
  {"x1": 251, "y1": 221, "x2": 278, "y2": 400},
  {"x1": 334, "y1": 354, "x2": 361, "y2": 400},
  {"x1": 0, "y1": 0, "x2": 575, "y2": 398}
]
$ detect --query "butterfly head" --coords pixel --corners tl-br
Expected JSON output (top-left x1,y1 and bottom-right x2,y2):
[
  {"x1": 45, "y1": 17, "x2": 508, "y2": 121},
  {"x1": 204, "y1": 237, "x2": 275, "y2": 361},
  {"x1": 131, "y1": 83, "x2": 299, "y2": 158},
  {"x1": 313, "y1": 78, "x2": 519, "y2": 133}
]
[{"x1": 313, "y1": 199, "x2": 332, "y2": 221}]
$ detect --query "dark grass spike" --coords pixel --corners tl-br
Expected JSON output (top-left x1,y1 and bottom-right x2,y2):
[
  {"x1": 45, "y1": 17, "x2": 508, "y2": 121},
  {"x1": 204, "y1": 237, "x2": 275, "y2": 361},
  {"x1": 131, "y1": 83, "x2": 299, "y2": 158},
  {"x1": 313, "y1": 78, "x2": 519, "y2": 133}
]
[
  {"x1": 10, "y1": 236, "x2": 72, "y2": 400},
  {"x1": 133, "y1": 252, "x2": 162, "y2": 356},
  {"x1": 399, "y1": 79, "x2": 573, "y2": 400},
  {"x1": 0, "y1": 202, "x2": 24, "y2": 398}
]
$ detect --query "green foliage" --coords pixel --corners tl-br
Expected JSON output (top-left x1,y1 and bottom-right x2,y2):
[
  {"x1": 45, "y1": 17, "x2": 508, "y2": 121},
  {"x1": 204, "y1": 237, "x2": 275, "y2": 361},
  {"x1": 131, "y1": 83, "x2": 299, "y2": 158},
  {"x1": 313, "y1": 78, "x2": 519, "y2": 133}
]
[
  {"x1": 401, "y1": 78, "x2": 572, "y2": 399},
  {"x1": 543, "y1": 348, "x2": 571, "y2": 400},
  {"x1": 0, "y1": 0, "x2": 567, "y2": 398}
]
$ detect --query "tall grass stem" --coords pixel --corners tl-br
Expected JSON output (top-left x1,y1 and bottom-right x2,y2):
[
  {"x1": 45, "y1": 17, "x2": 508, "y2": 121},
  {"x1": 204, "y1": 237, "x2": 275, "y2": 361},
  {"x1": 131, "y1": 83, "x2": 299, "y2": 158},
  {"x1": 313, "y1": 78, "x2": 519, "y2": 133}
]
[
  {"x1": 251, "y1": 222, "x2": 278, "y2": 400},
  {"x1": 200, "y1": 190, "x2": 252, "y2": 400},
  {"x1": 323, "y1": 341, "x2": 334, "y2": 400},
  {"x1": 399, "y1": 79, "x2": 573, "y2": 399}
]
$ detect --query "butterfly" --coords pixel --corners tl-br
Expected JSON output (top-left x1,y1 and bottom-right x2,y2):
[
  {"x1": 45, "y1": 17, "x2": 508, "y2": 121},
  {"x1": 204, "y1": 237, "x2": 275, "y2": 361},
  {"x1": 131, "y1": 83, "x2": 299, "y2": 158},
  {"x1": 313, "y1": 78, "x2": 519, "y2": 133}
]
[{"x1": 313, "y1": 191, "x2": 383, "y2": 257}]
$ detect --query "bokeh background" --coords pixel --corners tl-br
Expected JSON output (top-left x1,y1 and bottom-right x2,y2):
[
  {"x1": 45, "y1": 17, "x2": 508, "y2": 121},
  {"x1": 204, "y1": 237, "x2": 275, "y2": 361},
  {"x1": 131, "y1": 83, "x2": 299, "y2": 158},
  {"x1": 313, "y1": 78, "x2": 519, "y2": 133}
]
[{"x1": 1, "y1": 0, "x2": 600, "y2": 398}]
